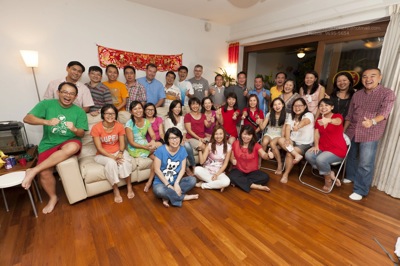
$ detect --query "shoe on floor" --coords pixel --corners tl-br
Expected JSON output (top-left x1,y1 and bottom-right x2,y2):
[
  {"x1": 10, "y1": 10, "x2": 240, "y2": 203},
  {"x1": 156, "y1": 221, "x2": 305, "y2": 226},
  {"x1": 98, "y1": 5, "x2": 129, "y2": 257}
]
[
  {"x1": 343, "y1": 178, "x2": 352, "y2": 184},
  {"x1": 349, "y1": 192, "x2": 363, "y2": 201}
]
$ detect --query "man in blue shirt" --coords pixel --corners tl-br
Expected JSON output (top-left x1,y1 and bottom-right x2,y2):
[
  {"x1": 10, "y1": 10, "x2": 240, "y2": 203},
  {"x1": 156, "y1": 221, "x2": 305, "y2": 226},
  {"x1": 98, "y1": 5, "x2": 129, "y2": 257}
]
[
  {"x1": 249, "y1": 76, "x2": 271, "y2": 115},
  {"x1": 137, "y1": 63, "x2": 166, "y2": 107}
]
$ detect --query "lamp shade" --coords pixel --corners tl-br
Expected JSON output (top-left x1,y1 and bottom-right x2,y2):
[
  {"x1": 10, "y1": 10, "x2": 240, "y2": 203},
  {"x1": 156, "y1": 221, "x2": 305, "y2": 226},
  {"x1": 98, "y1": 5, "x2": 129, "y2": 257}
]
[
  {"x1": 20, "y1": 50, "x2": 39, "y2": 67},
  {"x1": 297, "y1": 52, "x2": 305, "y2": 59}
]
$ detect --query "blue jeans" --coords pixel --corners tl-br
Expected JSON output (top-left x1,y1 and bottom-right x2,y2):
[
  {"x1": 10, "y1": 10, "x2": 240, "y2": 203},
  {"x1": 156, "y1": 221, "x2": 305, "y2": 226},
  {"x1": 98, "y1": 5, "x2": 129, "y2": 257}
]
[
  {"x1": 183, "y1": 142, "x2": 196, "y2": 167},
  {"x1": 153, "y1": 176, "x2": 196, "y2": 207},
  {"x1": 345, "y1": 140, "x2": 378, "y2": 196},
  {"x1": 305, "y1": 150, "x2": 343, "y2": 176}
]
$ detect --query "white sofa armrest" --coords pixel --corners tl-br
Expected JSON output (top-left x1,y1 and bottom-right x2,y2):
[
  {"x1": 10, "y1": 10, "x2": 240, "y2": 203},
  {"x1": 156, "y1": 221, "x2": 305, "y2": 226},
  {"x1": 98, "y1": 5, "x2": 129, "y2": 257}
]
[{"x1": 56, "y1": 155, "x2": 88, "y2": 204}]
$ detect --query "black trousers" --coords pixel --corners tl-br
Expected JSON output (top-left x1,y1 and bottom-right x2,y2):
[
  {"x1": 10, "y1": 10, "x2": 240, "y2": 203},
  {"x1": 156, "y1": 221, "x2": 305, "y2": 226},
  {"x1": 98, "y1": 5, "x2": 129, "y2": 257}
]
[{"x1": 228, "y1": 168, "x2": 269, "y2": 192}]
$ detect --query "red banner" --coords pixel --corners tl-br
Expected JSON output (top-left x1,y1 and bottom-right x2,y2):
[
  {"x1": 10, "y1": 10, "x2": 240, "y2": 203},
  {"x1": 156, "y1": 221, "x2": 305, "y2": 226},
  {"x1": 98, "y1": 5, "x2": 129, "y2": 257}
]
[{"x1": 97, "y1": 44, "x2": 182, "y2": 72}]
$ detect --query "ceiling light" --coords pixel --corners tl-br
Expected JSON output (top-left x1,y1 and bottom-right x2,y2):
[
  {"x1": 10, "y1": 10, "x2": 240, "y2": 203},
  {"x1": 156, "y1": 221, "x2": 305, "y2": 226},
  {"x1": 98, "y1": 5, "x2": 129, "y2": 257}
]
[
  {"x1": 364, "y1": 37, "x2": 384, "y2": 48},
  {"x1": 227, "y1": 0, "x2": 259, "y2": 8},
  {"x1": 297, "y1": 52, "x2": 305, "y2": 58}
]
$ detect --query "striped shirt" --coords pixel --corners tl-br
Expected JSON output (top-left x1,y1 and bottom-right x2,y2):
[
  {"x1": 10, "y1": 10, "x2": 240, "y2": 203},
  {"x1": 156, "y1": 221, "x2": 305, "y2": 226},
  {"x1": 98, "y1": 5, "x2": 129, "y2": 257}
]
[
  {"x1": 85, "y1": 82, "x2": 113, "y2": 112},
  {"x1": 345, "y1": 85, "x2": 395, "y2": 142}
]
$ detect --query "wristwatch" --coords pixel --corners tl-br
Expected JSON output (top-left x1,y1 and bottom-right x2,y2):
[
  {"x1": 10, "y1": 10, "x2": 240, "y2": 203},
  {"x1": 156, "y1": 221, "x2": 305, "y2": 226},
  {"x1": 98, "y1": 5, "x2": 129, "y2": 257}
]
[{"x1": 371, "y1": 119, "x2": 377, "y2": 126}]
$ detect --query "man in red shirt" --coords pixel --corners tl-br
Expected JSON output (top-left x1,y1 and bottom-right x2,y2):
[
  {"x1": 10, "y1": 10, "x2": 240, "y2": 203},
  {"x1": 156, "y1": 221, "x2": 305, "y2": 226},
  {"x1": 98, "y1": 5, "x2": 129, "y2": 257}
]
[{"x1": 344, "y1": 68, "x2": 395, "y2": 201}]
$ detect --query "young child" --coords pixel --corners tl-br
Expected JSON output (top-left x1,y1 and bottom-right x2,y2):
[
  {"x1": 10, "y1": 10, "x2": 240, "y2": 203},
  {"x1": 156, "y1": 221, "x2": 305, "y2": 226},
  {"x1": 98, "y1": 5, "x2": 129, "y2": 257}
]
[
  {"x1": 260, "y1": 97, "x2": 287, "y2": 174},
  {"x1": 103, "y1": 64, "x2": 129, "y2": 111},
  {"x1": 85, "y1": 66, "x2": 113, "y2": 117},
  {"x1": 216, "y1": 92, "x2": 240, "y2": 144},
  {"x1": 194, "y1": 126, "x2": 231, "y2": 192}
]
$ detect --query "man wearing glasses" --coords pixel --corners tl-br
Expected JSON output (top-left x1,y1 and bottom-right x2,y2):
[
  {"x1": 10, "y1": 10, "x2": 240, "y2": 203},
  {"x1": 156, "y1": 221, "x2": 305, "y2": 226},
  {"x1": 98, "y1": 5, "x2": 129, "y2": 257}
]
[
  {"x1": 22, "y1": 82, "x2": 89, "y2": 214},
  {"x1": 43, "y1": 61, "x2": 94, "y2": 113}
]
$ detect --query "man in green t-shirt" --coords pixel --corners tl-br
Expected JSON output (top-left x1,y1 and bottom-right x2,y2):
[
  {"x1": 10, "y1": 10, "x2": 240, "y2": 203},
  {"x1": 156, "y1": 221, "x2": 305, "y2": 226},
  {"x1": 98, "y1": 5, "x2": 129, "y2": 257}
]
[{"x1": 22, "y1": 82, "x2": 88, "y2": 214}]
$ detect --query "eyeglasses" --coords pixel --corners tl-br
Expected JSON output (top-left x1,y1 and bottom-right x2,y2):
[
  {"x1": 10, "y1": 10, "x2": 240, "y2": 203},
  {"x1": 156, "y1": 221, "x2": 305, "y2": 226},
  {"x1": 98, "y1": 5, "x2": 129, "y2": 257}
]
[
  {"x1": 59, "y1": 90, "x2": 77, "y2": 96},
  {"x1": 168, "y1": 136, "x2": 180, "y2": 141},
  {"x1": 293, "y1": 104, "x2": 305, "y2": 108},
  {"x1": 104, "y1": 113, "x2": 116, "y2": 116}
]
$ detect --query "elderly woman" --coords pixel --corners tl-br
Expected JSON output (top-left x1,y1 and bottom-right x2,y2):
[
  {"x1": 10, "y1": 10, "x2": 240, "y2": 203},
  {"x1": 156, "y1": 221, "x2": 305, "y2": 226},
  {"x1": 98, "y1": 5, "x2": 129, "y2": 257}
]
[
  {"x1": 305, "y1": 98, "x2": 347, "y2": 191},
  {"x1": 90, "y1": 104, "x2": 133, "y2": 203},
  {"x1": 152, "y1": 127, "x2": 199, "y2": 207}
]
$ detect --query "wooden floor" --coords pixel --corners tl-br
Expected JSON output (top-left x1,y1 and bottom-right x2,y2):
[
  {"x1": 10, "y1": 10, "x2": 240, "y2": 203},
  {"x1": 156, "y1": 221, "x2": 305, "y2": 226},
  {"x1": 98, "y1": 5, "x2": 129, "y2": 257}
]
[{"x1": 1, "y1": 161, "x2": 399, "y2": 266}]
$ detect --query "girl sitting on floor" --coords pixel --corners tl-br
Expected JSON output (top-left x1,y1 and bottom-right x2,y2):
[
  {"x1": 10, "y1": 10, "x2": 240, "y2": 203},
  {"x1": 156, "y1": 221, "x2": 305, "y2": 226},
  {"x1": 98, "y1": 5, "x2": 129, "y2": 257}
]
[
  {"x1": 194, "y1": 126, "x2": 232, "y2": 192},
  {"x1": 229, "y1": 125, "x2": 271, "y2": 193}
]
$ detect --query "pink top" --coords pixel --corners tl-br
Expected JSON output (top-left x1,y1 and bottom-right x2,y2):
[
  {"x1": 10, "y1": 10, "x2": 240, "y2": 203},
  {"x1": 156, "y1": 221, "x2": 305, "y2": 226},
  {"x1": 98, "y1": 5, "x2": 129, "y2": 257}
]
[
  {"x1": 203, "y1": 143, "x2": 231, "y2": 174},
  {"x1": 204, "y1": 110, "x2": 216, "y2": 135},
  {"x1": 184, "y1": 113, "x2": 206, "y2": 139},
  {"x1": 146, "y1": 116, "x2": 163, "y2": 142}
]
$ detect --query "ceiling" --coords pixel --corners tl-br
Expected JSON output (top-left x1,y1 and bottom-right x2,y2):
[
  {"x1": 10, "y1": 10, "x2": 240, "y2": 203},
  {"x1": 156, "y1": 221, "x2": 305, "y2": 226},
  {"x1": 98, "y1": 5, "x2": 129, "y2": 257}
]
[{"x1": 125, "y1": 0, "x2": 283, "y2": 26}]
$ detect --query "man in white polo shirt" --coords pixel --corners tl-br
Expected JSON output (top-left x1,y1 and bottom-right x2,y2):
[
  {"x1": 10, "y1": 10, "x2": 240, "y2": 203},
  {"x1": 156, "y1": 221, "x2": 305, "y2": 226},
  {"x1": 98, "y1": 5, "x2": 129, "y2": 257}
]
[{"x1": 43, "y1": 61, "x2": 94, "y2": 112}]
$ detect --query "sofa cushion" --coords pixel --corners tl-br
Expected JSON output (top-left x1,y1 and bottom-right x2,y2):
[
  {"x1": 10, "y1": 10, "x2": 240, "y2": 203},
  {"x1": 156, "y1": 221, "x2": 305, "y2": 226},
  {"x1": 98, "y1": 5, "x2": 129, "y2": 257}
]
[{"x1": 79, "y1": 155, "x2": 137, "y2": 184}]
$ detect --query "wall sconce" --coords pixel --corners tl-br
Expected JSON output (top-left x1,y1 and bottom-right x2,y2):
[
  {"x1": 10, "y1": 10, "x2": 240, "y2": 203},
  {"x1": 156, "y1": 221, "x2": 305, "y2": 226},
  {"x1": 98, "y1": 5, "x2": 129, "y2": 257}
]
[
  {"x1": 297, "y1": 51, "x2": 306, "y2": 59},
  {"x1": 20, "y1": 50, "x2": 40, "y2": 102}
]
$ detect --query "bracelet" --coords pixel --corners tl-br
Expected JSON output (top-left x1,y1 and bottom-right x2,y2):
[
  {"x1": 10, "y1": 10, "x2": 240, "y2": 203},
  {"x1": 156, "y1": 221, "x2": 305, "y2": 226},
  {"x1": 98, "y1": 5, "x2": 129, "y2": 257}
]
[{"x1": 119, "y1": 150, "x2": 124, "y2": 153}]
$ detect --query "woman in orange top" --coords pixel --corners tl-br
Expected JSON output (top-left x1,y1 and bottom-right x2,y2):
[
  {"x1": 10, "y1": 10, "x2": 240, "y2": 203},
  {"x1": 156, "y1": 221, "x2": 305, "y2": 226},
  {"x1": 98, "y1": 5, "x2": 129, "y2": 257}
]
[{"x1": 90, "y1": 104, "x2": 133, "y2": 203}]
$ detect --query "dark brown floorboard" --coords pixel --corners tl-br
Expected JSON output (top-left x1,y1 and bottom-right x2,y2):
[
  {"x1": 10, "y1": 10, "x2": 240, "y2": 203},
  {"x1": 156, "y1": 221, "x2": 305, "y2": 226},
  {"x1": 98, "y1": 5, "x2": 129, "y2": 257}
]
[{"x1": 1, "y1": 161, "x2": 399, "y2": 265}]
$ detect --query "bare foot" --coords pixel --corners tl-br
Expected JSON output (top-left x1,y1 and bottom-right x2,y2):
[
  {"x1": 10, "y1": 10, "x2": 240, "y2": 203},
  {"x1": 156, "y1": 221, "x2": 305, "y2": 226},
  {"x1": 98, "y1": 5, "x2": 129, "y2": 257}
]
[
  {"x1": 323, "y1": 179, "x2": 332, "y2": 191},
  {"x1": 280, "y1": 174, "x2": 288, "y2": 183},
  {"x1": 162, "y1": 199, "x2": 170, "y2": 208},
  {"x1": 113, "y1": 188, "x2": 123, "y2": 203},
  {"x1": 21, "y1": 169, "x2": 37, "y2": 190},
  {"x1": 127, "y1": 190, "x2": 135, "y2": 199},
  {"x1": 143, "y1": 182, "x2": 151, "y2": 192},
  {"x1": 186, "y1": 167, "x2": 194, "y2": 177},
  {"x1": 230, "y1": 183, "x2": 236, "y2": 187},
  {"x1": 330, "y1": 171, "x2": 341, "y2": 187},
  {"x1": 293, "y1": 155, "x2": 303, "y2": 164},
  {"x1": 251, "y1": 184, "x2": 270, "y2": 192},
  {"x1": 267, "y1": 148, "x2": 274, "y2": 159},
  {"x1": 275, "y1": 168, "x2": 283, "y2": 175},
  {"x1": 220, "y1": 187, "x2": 225, "y2": 192},
  {"x1": 183, "y1": 194, "x2": 199, "y2": 201},
  {"x1": 42, "y1": 196, "x2": 58, "y2": 214},
  {"x1": 195, "y1": 181, "x2": 203, "y2": 188}
]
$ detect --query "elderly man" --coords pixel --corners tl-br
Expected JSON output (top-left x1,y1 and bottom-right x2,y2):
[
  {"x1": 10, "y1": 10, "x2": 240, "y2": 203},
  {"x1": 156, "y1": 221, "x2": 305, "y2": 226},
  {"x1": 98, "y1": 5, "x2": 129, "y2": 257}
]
[
  {"x1": 344, "y1": 68, "x2": 395, "y2": 201},
  {"x1": 137, "y1": 63, "x2": 165, "y2": 107},
  {"x1": 43, "y1": 61, "x2": 94, "y2": 113},
  {"x1": 22, "y1": 82, "x2": 88, "y2": 214}
]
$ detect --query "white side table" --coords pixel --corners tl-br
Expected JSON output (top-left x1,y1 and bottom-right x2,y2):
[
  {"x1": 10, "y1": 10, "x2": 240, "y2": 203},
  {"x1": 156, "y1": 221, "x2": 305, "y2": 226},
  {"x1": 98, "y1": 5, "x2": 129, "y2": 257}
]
[{"x1": 0, "y1": 171, "x2": 42, "y2": 218}]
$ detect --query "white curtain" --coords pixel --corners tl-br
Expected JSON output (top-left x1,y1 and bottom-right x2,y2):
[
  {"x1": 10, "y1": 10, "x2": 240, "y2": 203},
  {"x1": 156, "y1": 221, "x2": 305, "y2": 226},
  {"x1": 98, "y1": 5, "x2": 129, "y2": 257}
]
[{"x1": 373, "y1": 4, "x2": 400, "y2": 198}]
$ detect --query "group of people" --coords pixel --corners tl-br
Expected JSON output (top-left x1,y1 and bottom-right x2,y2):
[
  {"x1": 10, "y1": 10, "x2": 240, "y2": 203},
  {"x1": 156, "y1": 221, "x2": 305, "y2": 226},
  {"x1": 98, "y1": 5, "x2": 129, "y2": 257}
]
[{"x1": 20, "y1": 59, "x2": 395, "y2": 213}]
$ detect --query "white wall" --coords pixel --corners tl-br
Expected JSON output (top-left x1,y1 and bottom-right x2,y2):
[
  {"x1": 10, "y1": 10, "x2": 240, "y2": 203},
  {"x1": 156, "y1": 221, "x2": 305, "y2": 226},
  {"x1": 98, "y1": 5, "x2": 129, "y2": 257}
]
[{"x1": 0, "y1": 0, "x2": 230, "y2": 144}]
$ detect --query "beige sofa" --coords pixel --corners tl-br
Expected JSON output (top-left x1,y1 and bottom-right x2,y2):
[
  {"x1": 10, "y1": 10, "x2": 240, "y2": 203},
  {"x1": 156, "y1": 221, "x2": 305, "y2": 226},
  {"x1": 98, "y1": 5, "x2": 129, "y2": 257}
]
[{"x1": 57, "y1": 107, "x2": 198, "y2": 204}]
